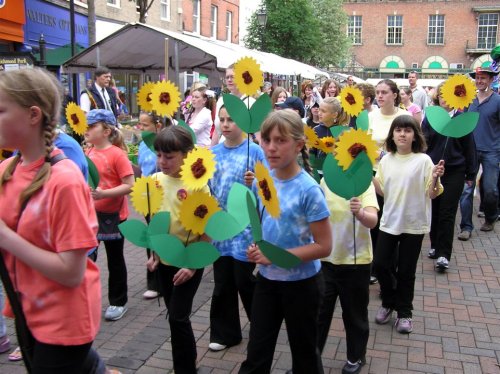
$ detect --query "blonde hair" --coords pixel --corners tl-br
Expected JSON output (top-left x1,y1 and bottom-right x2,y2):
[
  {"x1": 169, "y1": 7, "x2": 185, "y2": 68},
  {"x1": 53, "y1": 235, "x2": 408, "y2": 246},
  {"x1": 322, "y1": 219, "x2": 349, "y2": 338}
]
[
  {"x1": 260, "y1": 110, "x2": 312, "y2": 175},
  {"x1": 322, "y1": 97, "x2": 350, "y2": 126},
  {"x1": 0, "y1": 68, "x2": 61, "y2": 207}
]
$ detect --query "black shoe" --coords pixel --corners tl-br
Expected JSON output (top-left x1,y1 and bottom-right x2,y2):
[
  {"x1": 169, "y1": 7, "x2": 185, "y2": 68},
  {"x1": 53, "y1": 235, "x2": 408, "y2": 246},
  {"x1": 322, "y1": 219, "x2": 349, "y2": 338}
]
[
  {"x1": 369, "y1": 276, "x2": 378, "y2": 285},
  {"x1": 285, "y1": 370, "x2": 293, "y2": 374},
  {"x1": 342, "y1": 358, "x2": 366, "y2": 374}
]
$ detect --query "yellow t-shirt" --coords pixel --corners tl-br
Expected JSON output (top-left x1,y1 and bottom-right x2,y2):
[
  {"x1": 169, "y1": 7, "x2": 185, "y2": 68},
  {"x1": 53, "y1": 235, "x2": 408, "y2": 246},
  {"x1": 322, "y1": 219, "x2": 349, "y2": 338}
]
[
  {"x1": 320, "y1": 180, "x2": 379, "y2": 265},
  {"x1": 152, "y1": 172, "x2": 210, "y2": 245}
]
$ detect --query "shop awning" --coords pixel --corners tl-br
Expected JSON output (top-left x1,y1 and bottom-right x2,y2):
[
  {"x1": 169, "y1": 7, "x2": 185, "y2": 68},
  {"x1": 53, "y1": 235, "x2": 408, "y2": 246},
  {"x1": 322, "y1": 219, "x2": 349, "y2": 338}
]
[
  {"x1": 35, "y1": 43, "x2": 86, "y2": 66},
  {"x1": 0, "y1": 1, "x2": 25, "y2": 43},
  {"x1": 62, "y1": 23, "x2": 327, "y2": 84}
]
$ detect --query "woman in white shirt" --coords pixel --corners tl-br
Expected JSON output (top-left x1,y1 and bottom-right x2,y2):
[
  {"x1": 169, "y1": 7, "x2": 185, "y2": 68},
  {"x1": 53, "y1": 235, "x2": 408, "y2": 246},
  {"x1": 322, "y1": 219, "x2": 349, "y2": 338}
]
[{"x1": 185, "y1": 87, "x2": 214, "y2": 147}]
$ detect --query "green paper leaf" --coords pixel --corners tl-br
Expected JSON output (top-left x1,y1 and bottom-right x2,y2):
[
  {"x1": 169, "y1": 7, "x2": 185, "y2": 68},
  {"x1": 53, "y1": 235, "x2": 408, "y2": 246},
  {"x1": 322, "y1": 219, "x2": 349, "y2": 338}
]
[
  {"x1": 258, "y1": 240, "x2": 301, "y2": 269},
  {"x1": 246, "y1": 191, "x2": 262, "y2": 242},
  {"x1": 426, "y1": 106, "x2": 479, "y2": 138},
  {"x1": 119, "y1": 220, "x2": 148, "y2": 248},
  {"x1": 148, "y1": 211, "x2": 170, "y2": 237},
  {"x1": 356, "y1": 110, "x2": 369, "y2": 131},
  {"x1": 205, "y1": 211, "x2": 244, "y2": 241},
  {"x1": 223, "y1": 94, "x2": 252, "y2": 133},
  {"x1": 149, "y1": 233, "x2": 186, "y2": 268},
  {"x1": 141, "y1": 131, "x2": 156, "y2": 153},
  {"x1": 330, "y1": 125, "x2": 348, "y2": 138},
  {"x1": 184, "y1": 241, "x2": 220, "y2": 269},
  {"x1": 249, "y1": 94, "x2": 272, "y2": 133},
  {"x1": 227, "y1": 183, "x2": 255, "y2": 227},
  {"x1": 177, "y1": 119, "x2": 197, "y2": 144},
  {"x1": 86, "y1": 156, "x2": 100, "y2": 189},
  {"x1": 323, "y1": 152, "x2": 373, "y2": 200}
]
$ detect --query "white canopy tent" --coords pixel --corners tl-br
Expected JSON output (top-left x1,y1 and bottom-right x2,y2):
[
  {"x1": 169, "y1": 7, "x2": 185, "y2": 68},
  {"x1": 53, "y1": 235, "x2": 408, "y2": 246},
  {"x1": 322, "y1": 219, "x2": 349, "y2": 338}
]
[{"x1": 62, "y1": 23, "x2": 328, "y2": 86}]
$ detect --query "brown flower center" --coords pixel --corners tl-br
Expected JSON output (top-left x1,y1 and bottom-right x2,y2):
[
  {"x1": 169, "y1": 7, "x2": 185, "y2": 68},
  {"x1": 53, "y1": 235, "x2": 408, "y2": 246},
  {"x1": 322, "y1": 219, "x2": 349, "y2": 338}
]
[
  {"x1": 259, "y1": 179, "x2": 272, "y2": 201},
  {"x1": 191, "y1": 158, "x2": 206, "y2": 178},
  {"x1": 242, "y1": 71, "x2": 253, "y2": 85},
  {"x1": 345, "y1": 93, "x2": 356, "y2": 105},
  {"x1": 159, "y1": 92, "x2": 171, "y2": 104},
  {"x1": 147, "y1": 92, "x2": 152, "y2": 102},
  {"x1": 454, "y1": 84, "x2": 466, "y2": 97},
  {"x1": 348, "y1": 143, "x2": 367, "y2": 158},
  {"x1": 324, "y1": 140, "x2": 334, "y2": 148},
  {"x1": 193, "y1": 204, "x2": 208, "y2": 218},
  {"x1": 70, "y1": 113, "x2": 79, "y2": 124}
]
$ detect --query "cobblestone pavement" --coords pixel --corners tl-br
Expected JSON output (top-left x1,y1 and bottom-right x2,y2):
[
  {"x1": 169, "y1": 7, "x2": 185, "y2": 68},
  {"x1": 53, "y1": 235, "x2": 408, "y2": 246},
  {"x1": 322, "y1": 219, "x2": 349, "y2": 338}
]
[{"x1": 1, "y1": 202, "x2": 500, "y2": 373}]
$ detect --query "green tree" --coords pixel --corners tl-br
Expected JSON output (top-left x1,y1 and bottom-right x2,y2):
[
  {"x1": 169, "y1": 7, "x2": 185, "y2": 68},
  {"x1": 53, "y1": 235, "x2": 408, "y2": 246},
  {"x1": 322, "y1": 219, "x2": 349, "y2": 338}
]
[
  {"x1": 244, "y1": 0, "x2": 322, "y2": 64},
  {"x1": 310, "y1": 0, "x2": 351, "y2": 68}
]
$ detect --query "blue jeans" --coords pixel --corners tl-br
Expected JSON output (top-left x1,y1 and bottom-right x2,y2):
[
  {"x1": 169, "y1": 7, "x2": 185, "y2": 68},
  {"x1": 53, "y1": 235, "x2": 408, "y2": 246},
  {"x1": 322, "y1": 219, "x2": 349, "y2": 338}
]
[
  {"x1": 0, "y1": 287, "x2": 6, "y2": 337},
  {"x1": 459, "y1": 182, "x2": 475, "y2": 232}
]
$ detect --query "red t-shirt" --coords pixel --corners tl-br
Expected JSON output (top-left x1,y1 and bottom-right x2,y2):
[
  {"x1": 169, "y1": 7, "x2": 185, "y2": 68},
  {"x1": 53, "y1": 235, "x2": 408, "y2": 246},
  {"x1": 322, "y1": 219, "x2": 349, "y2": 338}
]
[
  {"x1": 0, "y1": 149, "x2": 101, "y2": 345},
  {"x1": 85, "y1": 145, "x2": 133, "y2": 221}
]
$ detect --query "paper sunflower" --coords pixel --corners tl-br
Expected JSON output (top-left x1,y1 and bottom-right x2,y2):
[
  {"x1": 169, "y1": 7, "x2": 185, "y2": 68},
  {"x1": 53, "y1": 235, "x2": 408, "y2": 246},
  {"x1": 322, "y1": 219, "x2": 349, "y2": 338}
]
[
  {"x1": 255, "y1": 162, "x2": 280, "y2": 218},
  {"x1": 136, "y1": 81, "x2": 156, "y2": 112},
  {"x1": 334, "y1": 129, "x2": 378, "y2": 171},
  {"x1": 440, "y1": 75, "x2": 476, "y2": 110},
  {"x1": 150, "y1": 80, "x2": 181, "y2": 117},
  {"x1": 340, "y1": 86, "x2": 364, "y2": 117},
  {"x1": 318, "y1": 136, "x2": 336, "y2": 154},
  {"x1": 233, "y1": 57, "x2": 264, "y2": 96},
  {"x1": 65, "y1": 102, "x2": 87, "y2": 135},
  {"x1": 180, "y1": 147, "x2": 216, "y2": 190},
  {"x1": 179, "y1": 191, "x2": 220, "y2": 235},
  {"x1": 304, "y1": 125, "x2": 322, "y2": 150},
  {"x1": 130, "y1": 176, "x2": 164, "y2": 216}
]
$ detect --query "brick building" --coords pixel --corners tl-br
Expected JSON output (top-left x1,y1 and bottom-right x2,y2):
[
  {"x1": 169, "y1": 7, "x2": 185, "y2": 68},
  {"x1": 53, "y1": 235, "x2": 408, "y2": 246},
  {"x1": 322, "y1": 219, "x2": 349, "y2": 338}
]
[{"x1": 342, "y1": 0, "x2": 500, "y2": 79}]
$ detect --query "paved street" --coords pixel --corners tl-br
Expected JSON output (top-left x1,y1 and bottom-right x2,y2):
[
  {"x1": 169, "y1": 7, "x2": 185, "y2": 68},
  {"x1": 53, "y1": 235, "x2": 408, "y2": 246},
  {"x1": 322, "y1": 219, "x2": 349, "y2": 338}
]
[{"x1": 1, "y1": 201, "x2": 500, "y2": 373}]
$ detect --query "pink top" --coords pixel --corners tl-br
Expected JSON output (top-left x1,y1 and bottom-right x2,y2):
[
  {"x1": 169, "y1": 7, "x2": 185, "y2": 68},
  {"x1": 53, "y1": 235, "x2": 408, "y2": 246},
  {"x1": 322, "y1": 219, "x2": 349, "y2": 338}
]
[{"x1": 406, "y1": 103, "x2": 422, "y2": 117}]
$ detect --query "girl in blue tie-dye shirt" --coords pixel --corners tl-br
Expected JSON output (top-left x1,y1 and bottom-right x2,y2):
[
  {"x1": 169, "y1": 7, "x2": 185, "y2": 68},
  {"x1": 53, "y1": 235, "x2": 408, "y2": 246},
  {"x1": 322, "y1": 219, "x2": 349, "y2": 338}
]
[{"x1": 240, "y1": 110, "x2": 332, "y2": 374}]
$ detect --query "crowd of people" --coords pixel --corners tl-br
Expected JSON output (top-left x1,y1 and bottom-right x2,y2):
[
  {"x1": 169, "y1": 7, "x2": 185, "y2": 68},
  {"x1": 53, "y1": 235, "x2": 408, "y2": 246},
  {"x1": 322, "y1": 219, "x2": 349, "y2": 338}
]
[{"x1": 0, "y1": 62, "x2": 498, "y2": 374}]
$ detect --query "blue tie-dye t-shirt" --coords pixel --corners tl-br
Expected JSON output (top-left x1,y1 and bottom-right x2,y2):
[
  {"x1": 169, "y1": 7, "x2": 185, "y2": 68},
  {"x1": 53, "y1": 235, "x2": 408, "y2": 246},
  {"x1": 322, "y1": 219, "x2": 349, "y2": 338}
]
[
  {"x1": 138, "y1": 141, "x2": 158, "y2": 177},
  {"x1": 209, "y1": 139, "x2": 267, "y2": 261},
  {"x1": 258, "y1": 169, "x2": 330, "y2": 281}
]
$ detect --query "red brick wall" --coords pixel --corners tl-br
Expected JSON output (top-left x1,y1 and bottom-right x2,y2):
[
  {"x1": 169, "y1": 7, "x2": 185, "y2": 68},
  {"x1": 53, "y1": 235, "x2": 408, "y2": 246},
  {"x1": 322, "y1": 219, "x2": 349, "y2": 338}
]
[
  {"x1": 183, "y1": 0, "x2": 239, "y2": 43},
  {"x1": 343, "y1": 0, "x2": 499, "y2": 73}
]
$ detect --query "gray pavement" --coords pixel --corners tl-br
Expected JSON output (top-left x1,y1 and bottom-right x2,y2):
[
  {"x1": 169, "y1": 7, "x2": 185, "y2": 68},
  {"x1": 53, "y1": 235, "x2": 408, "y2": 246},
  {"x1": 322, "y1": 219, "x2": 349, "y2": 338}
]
[{"x1": 1, "y1": 201, "x2": 500, "y2": 373}]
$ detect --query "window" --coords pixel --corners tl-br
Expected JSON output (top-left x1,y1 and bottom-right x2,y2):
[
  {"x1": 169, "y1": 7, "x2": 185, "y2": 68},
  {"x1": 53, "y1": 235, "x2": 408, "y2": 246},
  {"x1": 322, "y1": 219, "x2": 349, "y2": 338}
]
[
  {"x1": 106, "y1": 0, "x2": 119, "y2": 7},
  {"x1": 427, "y1": 14, "x2": 444, "y2": 45},
  {"x1": 348, "y1": 15, "x2": 362, "y2": 44},
  {"x1": 192, "y1": 0, "x2": 200, "y2": 34},
  {"x1": 226, "y1": 11, "x2": 232, "y2": 42},
  {"x1": 211, "y1": 6, "x2": 218, "y2": 39},
  {"x1": 387, "y1": 15, "x2": 403, "y2": 45},
  {"x1": 477, "y1": 13, "x2": 498, "y2": 49},
  {"x1": 160, "y1": 0, "x2": 170, "y2": 21}
]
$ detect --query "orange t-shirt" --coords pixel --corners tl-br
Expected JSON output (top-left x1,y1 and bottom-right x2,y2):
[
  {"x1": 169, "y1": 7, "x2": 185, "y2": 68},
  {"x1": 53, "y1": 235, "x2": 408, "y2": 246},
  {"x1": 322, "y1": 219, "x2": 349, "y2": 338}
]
[
  {"x1": 0, "y1": 150, "x2": 101, "y2": 346},
  {"x1": 85, "y1": 145, "x2": 133, "y2": 221}
]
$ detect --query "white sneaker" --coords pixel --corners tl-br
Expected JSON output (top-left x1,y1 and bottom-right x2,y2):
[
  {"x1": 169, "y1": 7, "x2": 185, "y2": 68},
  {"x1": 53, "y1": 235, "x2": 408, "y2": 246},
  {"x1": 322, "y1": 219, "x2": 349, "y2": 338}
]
[
  {"x1": 436, "y1": 257, "x2": 449, "y2": 269},
  {"x1": 105, "y1": 305, "x2": 128, "y2": 321},
  {"x1": 143, "y1": 290, "x2": 159, "y2": 299},
  {"x1": 208, "y1": 342, "x2": 227, "y2": 351}
]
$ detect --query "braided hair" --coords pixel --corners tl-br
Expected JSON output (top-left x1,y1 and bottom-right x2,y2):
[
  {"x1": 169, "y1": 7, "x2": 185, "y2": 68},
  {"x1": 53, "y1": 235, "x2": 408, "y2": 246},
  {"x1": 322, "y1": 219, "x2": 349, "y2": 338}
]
[{"x1": 0, "y1": 68, "x2": 61, "y2": 206}]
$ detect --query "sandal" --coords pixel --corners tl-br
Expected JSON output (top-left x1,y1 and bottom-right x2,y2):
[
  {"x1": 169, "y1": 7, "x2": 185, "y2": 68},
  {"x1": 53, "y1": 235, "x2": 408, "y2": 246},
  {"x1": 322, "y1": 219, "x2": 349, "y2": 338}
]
[{"x1": 9, "y1": 346, "x2": 22, "y2": 362}]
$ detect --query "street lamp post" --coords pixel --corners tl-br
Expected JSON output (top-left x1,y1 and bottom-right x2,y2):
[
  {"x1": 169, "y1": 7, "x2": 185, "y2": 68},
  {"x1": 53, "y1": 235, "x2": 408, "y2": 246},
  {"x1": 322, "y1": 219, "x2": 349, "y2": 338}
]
[
  {"x1": 38, "y1": 34, "x2": 47, "y2": 68},
  {"x1": 256, "y1": 6, "x2": 267, "y2": 51}
]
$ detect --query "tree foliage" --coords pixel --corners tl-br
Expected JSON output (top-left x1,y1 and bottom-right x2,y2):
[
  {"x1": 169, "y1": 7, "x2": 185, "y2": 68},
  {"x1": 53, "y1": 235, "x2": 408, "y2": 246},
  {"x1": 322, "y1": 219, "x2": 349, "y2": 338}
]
[{"x1": 244, "y1": 0, "x2": 351, "y2": 69}]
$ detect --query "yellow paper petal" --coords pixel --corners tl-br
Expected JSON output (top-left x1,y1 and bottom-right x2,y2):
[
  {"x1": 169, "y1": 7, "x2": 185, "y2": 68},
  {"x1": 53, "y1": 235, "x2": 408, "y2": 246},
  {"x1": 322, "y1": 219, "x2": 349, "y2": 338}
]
[
  {"x1": 150, "y1": 80, "x2": 181, "y2": 117},
  {"x1": 233, "y1": 57, "x2": 264, "y2": 96},
  {"x1": 304, "y1": 125, "x2": 322, "y2": 150},
  {"x1": 334, "y1": 129, "x2": 378, "y2": 170},
  {"x1": 440, "y1": 74, "x2": 476, "y2": 110},
  {"x1": 340, "y1": 86, "x2": 364, "y2": 117},
  {"x1": 179, "y1": 191, "x2": 220, "y2": 234},
  {"x1": 65, "y1": 102, "x2": 88, "y2": 135},
  {"x1": 130, "y1": 176, "x2": 164, "y2": 216},
  {"x1": 136, "y1": 82, "x2": 156, "y2": 112},
  {"x1": 255, "y1": 162, "x2": 280, "y2": 218},
  {"x1": 180, "y1": 147, "x2": 216, "y2": 190}
]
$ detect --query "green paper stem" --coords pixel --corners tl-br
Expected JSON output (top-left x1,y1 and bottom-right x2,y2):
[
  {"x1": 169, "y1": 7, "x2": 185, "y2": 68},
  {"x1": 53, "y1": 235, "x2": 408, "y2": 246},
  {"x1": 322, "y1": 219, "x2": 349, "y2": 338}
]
[
  {"x1": 246, "y1": 191, "x2": 262, "y2": 242},
  {"x1": 353, "y1": 214, "x2": 357, "y2": 265}
]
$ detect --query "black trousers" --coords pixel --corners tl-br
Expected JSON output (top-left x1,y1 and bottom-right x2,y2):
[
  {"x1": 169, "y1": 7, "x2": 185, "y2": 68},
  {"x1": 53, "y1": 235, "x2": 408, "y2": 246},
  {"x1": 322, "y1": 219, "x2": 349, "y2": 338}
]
[
  {"x1": 373, "y1": 231, "x2": 424, "y2": 319},
  {"x1": 158, "y1": 263, "x2": 203, "y2": 374},
  {"x1": 317, "y1": 262, "x2": 370, "y2": 363},
  {"x1": 210, "y1": 256, "x2": 256, "y2": 346},
  {"x1": 239, "y1": 273, "x2": 324, "y2": 374},
  {"x1": 32, "y1": 340, "x2": 104, "y2": 374},
  {"x1": 430, "y1": 168, "x2": 465, "y2": 261},
  {"x1": 103, "y1": 237, "x2": 128, "y2": 307}
]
